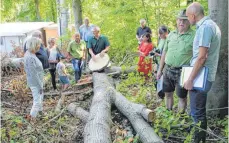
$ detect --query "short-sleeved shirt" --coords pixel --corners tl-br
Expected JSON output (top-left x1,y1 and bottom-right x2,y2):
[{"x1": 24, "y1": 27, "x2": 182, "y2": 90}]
[
  {"x1": 67, "y1": 40, "x2": 86, "y2": 59},
  {"x1": 136, "y1": 26, "x2": 152, "y2": 38},
  {"x1": 56, "y1": 62, "x2": 66, "y2": 76},
  {"x1": 164, "y1": 29, "x2": 195, "y2": 67},
  {"x1": 87, "y1": 35, "x2": 110, "y2": 55},
  {"x1": 79, "y1": 24, "x2": 95, "y2": 42},
  {"x1": 156, "y1": 38, "x2": 166, "y2": 63},
  {"x1": 190, "y1": 16, "x2": 221, "y2": 81}
]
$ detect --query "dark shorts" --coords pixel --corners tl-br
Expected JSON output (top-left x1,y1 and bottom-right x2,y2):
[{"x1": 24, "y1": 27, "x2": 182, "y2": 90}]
[
  {"x1": 59, "y1": 76, "x2": 70, "y2": 84},
  {"x1": 163, "y1": 64, "x2": 188, "y2": 98}
]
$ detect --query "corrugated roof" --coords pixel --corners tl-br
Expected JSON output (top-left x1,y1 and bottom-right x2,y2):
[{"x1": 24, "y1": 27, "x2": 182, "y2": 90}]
[{"x1": 0, "y1": 22, "x2": 54, "y2": 36}]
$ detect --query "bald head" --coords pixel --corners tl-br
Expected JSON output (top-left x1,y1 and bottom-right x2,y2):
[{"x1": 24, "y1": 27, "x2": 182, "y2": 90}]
[
  {"x1": 186, "y1": 2, "x2": 205, "y2": 25},
  {"x1": 187, "y1": 2, "x2": 204, "y2": 16}
]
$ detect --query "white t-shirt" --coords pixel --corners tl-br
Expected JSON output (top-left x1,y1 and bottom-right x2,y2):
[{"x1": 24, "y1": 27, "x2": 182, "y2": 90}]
[
  {"x1": 48, "y1": 47, "x2": 58, "y2": 61},
  {"x1": 56, "y1": 62, "x2": 66, "y2": 76}
]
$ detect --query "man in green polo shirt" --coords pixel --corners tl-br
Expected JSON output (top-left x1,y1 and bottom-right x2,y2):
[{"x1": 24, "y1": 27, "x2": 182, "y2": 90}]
[
  {"x1": 157, "y1": 9, "x2": 195, "y2": 113},
  {"x1": 67, "y1": 32, "x2": 86, "y2": 83},
  {"x1": 87, "y1": 26, "x2": 110, "y2": 62}
]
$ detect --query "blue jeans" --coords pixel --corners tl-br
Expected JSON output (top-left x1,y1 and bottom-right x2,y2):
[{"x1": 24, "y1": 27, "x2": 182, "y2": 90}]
[
  {"x1": 71, "y1": 58, "x2": 82, "y2": 82},
  {"x1": 189, "y1": 80, "x2": 212, "y2": 143}
]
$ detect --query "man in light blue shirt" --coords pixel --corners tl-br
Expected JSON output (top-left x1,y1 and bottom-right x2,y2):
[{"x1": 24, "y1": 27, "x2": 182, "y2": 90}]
[
  {"x1": 79, "y1": 17, "x2": 95, "y2": 64},
  {"x1": 186, "y1": 2, "x2": 221, "y2": 142},
  {"x1": 79, "y1": 17, "x2": 94, "y2": 43}
]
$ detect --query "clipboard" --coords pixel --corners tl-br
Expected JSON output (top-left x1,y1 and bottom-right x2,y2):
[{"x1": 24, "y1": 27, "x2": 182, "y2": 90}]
[{"x1": 180, "y1": 66, "x2": 208, "y2": 91}]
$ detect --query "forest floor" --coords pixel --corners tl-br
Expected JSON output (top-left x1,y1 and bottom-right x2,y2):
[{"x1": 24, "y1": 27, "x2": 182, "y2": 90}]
[{"x1": 1, "y1": 67, "x2": 228, "y2": 143}]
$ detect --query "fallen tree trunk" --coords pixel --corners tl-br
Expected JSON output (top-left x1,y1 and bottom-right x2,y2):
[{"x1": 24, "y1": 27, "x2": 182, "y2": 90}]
[
  {"x1": 105, "y1": 65, "x2": 137, "y2": 76},
  {"x1": 27, "y1": 89, "x2": 93, "y2": 96},
  {"x1": 114, "y1": 92, "x2": 163, "y2": 143},
  {"x1": 84, "y1": 73, "x2": 163, "y2": 143},
  {"x1": 55, "y1": 89, "x2": 93, "y2": 112},
  {"x1": 67, "y1": 103, "x2": 89, "y2": 123},
  {"x1": 83, "y1": 73, "x2": 115, "y2": 143}
]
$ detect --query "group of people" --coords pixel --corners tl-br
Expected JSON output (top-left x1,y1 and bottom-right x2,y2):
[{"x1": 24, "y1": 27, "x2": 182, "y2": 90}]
[
  {"x1": 23, "y1": 2, "x2": 221, "y2": 142},
  {"x1": 23, "y1": 18, "x2": 110, "y2": 122},
  {"x1": 137, "y1": 2, "x2": 221, "y2": 143}
]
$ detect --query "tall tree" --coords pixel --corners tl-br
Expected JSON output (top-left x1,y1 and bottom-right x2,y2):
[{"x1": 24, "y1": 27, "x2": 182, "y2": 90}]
[
  {"x1": 56, "y1": 0, "x2": 69, "y2": 36},
  {"x1": 35, "y1": 0, "x2": 41, "y2": 20},
  {"x1": 207, "y1": 0, "x2": 228, "y2": 116},
  {"x1": 72, "y1": 0, "x2": 82, "y2": 32}
]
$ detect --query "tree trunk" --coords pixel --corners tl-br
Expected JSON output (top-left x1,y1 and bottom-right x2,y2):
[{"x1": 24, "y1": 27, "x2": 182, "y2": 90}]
[
  {"x1": 104, "y1": 65, "x2": 137, "y2": 76},
  {"x1": 56, "y1": 0, "x2": 69, "y2": 36},
  {"x1": 68, "y1": 103, "x2": 89, "y2": 123},
  {"x1": 72, "y1": 0, "x2": 83, "y2": 32},
  {"x1": 207, "y1": 0, "x2": 228, "y2": 116},
  {"x1": 83, "y1": 73, "x2": 115, "y2": 143},
  {"x1": 84, "y1": 73, "x2": 163, "y2": 143},
  {"x1": 35, "y1": 0, "x2": 41, "y2": 21},
  {"x1": 114, "y1": 92, "x2": 163, "y2": 143}
]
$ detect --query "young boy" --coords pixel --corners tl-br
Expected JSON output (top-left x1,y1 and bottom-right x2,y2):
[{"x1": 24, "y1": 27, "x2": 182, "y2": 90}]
[{"x1": 56, "y1": 57, "x2": 70, "y2": 91}]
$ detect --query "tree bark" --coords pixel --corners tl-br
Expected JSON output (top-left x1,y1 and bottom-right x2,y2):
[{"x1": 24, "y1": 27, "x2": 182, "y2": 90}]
[
  {"x1": 114, "y1": 92, "x2": 163, "y2": 143},
  {"x1": 68, "y1": 103, "x2": 89, "y2": 123},
  {"x1": 84, "y1": 73, "x2": 163, "y2": 143},
  {"x1": 72, "y1": 0, "x2": 82, "y2": 32},
  {"x1": 35, "y1": 0, "x2": 41, "y2": 21},
  {"x1": 83, "y1": 73, "x2": 115, "y2": 143},
  {"x1": 207, "y1": 0, "x2": 228, "y2": 116},
  {"x1": 56, "y1": 0, "x2": 69, "y2": 36},
  {"x1": 105, "y1": 65, "x2": 137, "y2": 76}
]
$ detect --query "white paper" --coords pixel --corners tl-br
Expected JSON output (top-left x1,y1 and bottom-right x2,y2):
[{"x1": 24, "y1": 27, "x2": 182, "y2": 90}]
[{"x1": 180, "y1": 67, "x2": 206, "y2": 88}]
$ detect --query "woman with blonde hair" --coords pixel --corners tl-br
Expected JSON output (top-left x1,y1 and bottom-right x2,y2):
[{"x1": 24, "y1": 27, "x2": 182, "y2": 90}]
[
  {"x1": 47, "y1": 37, "x2": 59, "y2": 91},
  {"x1": 24, "y1": 37, "x2": 44, "y2": 121}
]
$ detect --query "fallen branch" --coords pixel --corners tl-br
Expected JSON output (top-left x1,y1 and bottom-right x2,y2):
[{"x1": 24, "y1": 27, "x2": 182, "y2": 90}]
[
  {"x1": 114, "y1": 92, "x2": 162, "y2": 143},
  {"x1": 1, "y1": 101, "x2": 27, "y2": 110},
  {"x1": 27, "y1": 89, "x2": 92, "y2": 96},
  {"x1": 42, "y1": 107, "x2": 66, "y2": 127},
  {"x1": 169, "y1": 135, "x2": 227, "y2": 142},
  {"x1": 183, "y1": 123, "x2": 227, "y2": 142},
  {"x1": 105, "y1": 66, "x2": 137, "y2": 76},
  {"x1": 55, "y1": 92, "x2": 66, "y2": 112},
  {"x1": 207, "y1": 107, "x2": 228, "y2": 111},
  {"x1": 67, "y1": 103, "x2": 89, "y2": 123}
]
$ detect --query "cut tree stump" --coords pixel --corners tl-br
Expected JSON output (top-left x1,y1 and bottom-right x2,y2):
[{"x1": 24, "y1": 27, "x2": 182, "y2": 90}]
[
  {"x1": 83, "y1": 73, "x2": 115, "y2": 143},
  {"x1": 84, "y1": 73, "x2": 163, "y2": 143}
]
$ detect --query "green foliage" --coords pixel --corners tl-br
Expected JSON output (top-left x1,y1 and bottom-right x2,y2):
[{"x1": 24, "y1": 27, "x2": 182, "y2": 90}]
[
  {"x1": 2, "y1": 0, "x2": 208, "y2": 65},
  {"x1": 153, "y1": 106, "x2": 195, "y2": 142},
  {"x1": 210, "y1": 115, "x2": 229, "y2": 137},
  {"x1": 81, "y1": 0, "x2": 208, "y2": 65},
  {"x1": 117, "y1": 72, "x2": 154, "y2": 105},
  {"x1": 1, "y1": 0, "x2": 57, "y2": 22}
]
